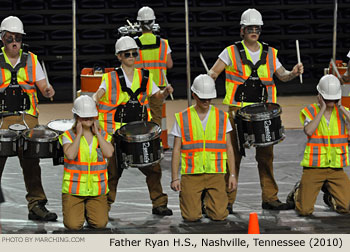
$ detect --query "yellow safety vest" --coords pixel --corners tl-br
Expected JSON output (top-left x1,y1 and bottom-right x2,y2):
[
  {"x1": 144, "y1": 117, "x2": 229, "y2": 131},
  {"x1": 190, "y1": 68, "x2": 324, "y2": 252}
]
[
  {"x1": 98, "y1": 68, "x2": 153, "y2": 135},
  {"x1": 300, "y1": 103, "x2": 349, "y2": 168},
  {"x1": 134, "y1": 33, "x2": 169, "y2": 87},
  {"x1": 175, "y1": 105, "x2": 228, "y2": 174},
  {"x1": 59, "y1": 128, "x2": 111, "y2": 196},
  {"x1": 223, "y1": 41, "x2": 278, "y2": 107},
  {"x1": 0, "y1": 47, "x2": 39, "y2": 116}
]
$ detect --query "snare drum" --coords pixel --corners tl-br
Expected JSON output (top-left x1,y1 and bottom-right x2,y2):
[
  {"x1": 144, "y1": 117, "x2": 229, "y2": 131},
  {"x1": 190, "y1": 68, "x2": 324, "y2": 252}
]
[
  {"x1": 115, "y1": 121, "x2": 163, "y2": 168},
  {"x1": 8, "y1": 124, "x2": 27, "y2": 134},
  {"x1": 236, "y1": 103, "x2": 285, "y2": 148},
  {"x1": 0, "y1": 129, "x2": 20, "y2": 157},
  {"x1": 22, "y1": 128, "x2": 59, "y2": 159},
  {"x1": 47, "y1": 119, "x2": 75, "y2": 165}
]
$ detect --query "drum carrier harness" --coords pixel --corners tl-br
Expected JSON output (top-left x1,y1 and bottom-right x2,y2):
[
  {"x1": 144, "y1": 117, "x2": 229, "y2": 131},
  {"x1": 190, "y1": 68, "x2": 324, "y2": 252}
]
[
  {"x1": 114, "y1": 68, "x2": 150, "y2": 124},
  {"x1": 234, "y1": 41, "x2": 269, "y2": 103},
  {"x1": 0, "y1": 45, "x2": 30, "y2": 114},
  {"x1": 134, "y1": 35, "x2": 161, "y2": 50}
]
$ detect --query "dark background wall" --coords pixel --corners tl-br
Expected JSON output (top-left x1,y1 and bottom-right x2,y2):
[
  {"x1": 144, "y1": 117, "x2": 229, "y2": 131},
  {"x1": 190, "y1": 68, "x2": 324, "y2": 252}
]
[{"x1": 0, "y1": 0, "x2": 349, "y2": 102}]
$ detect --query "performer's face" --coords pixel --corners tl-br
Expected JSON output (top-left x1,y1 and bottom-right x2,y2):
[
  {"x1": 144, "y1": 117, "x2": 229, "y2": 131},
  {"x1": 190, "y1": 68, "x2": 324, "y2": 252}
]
[
  {"x1": 78, "y1": 116, "x2": 95, "y2": 128},
  {"x1": 2, "y1": 31, "x2": 22, "y2": 55},
  {"x1": 242, "y1": 26, "x2": 261, "y2": 42},
  {"x1": 193, "y1": 93, "x2": 212, "y2": 109},
  {"x1": 117, "y1": 49, "x2": 138, "y2": 67}
]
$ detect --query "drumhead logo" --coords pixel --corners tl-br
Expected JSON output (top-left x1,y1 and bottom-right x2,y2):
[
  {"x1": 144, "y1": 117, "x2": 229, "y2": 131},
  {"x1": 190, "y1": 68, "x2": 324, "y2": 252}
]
[
  {"x1": 264, "y1": 120, "x2": 272, "y2": 142},
  {"x1": 143, "y1": 142, "x2": 150, "y2": 163}
]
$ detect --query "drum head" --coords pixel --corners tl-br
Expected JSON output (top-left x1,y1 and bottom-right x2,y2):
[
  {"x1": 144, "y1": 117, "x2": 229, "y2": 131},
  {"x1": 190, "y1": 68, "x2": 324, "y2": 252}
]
[
  {"x1": 0, "y1": 129, "x2": 19, "y2": 141},
  {"x1": 22, "y1": 128, "x2": 58, "y2": 142},
  {"x1": 47, "y1": 119, "x2": 74, "y2": 133},
  {"x1": 117, "y1": 121, "x2": 161, "y2": 142},
  {"x1": 9, "y1": 124, "x2": 27, "y2": 132},
  {"x1": 238, "y1": 103, "x2": 281, "y2": 121}
]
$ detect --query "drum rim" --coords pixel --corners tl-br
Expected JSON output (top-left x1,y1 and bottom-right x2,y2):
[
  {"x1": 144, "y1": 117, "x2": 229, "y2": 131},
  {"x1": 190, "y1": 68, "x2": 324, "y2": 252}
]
[
  {"x1": 116, "y1": 121, "x2": 161, "y2": 143},
  {"x1": 0, "y1": 129, "x2": 20, "y2": 141},
  {"x1": 125, "y1": 154, "x2": 164, "y2": 168},
  {"x1": 22, "y1": 128, "x2": 59, "y2": 142},
  {"x1": 237, "y1": 102, "x2": 282, "y2": 121}
]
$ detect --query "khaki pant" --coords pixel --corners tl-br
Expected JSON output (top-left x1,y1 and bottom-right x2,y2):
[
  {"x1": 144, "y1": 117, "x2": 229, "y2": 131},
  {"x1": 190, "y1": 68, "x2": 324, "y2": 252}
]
[
  {"x1": 226, "y1": 106, "x2": 279, "y2": 206},
  {"x1": 107, "y1": 138, "x2": 168, "y2": 209},
  {"x1": 180, "y1": 173, "x2": 228, "y2": 221},
  {"x1": 0, "y1": 114, "x2": 47, "y2": 210},
  {"x1": 295, "y1": 168, "x2": 350, "y2": 216},
  {"x1": 62, "y1": 193, "x2": 108, "y2": 230}
]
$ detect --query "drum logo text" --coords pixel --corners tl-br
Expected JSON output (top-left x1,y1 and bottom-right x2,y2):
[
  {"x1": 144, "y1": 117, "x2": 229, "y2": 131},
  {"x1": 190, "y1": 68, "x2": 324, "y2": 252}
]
[
  {"x1": 264, "y1": 120, "x2": 272, "y2": 142},
  {"x1": 143, "y1": 142, "x2": 150, "y2": 163}
]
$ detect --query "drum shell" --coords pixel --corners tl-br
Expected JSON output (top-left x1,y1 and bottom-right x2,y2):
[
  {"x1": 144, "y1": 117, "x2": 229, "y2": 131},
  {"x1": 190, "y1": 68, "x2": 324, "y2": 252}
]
[
  {"x1": 118, "y1": 136, "x2": 163, "y2": 167},
  {"x1": 22, "y1": 139, "x2": 60, "y2": 159},
  {"x1": 0, "y1": 130, "x2": 19, "y2": 157},
  {"x1": 22, "y1": 128, "x2": 59, "y2": 159}
]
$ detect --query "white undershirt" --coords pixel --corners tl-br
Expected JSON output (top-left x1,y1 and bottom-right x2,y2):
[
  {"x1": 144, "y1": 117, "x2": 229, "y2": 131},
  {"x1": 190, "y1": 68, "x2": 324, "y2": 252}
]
[
  {"x1": 13, "y1": 56, "x2": 45, "y2": 81},
  {"x1": 219, "y1": 44, "x2": 282, "y2": 70},
  {"x1": 170, "y1": 105, "x2": 233, "y2": 137},
  {"x1": 99, "y1": 67, "x2": 159, "y2": 94}
]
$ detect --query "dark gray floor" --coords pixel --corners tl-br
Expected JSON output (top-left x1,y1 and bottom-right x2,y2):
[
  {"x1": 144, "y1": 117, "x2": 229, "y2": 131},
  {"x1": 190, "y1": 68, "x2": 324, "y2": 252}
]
[{"x1": 1, "y1": 129, "x2": 350, "y2": 234}]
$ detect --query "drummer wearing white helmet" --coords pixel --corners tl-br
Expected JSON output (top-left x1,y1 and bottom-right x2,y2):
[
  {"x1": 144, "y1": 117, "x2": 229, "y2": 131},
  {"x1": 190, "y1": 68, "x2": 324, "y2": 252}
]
[
  {"x1": 93, "y1": 36, "x2": 173, "y2": 216},
  {"x1": 59, "y1": 95, "x2": 114, "y2": 230},
  {"x1": 170, "y1": 74, "x2": 237, "y2": 221},
  {"x1": 286, "y1": 75, "x2": 350, "y2": 216},
  {"x1": 0, "y1": 16, "x2": 56, "y2": 221},
  {"x1": 208, "y1": 8, "x2": 304, "y2": 211}
]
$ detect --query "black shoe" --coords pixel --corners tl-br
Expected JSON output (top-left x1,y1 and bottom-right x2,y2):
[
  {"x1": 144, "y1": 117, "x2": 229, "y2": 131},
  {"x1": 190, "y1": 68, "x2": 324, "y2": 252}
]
[
  {"x1": 286, "y1": 181, "x2": 300, "y2": 209},
  {"x1": 28, "y1": 204, "x2": 57, "y2": 221},
  {"x1": 262, "y1": 199, "x2": 292, "y2": 210},
  {"x1": 152, "y1": 206, "x2": 173, "y2": 216},
  {"x1": 227, "y1": 206, "x2": 234, "y2": 214}
]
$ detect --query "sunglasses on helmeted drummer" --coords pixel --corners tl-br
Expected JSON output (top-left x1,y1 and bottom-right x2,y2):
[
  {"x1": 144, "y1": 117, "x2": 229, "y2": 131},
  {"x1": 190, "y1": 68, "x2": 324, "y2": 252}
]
[
  {"x1": 123, "y1": 52, "x2": 139, "y2": 58},
  {"x1": 245, "y1": 26, "x2": 262, "y2": 34},
  {"x1": 4, "y1": 35, "x2": 22, "y2": 44}
]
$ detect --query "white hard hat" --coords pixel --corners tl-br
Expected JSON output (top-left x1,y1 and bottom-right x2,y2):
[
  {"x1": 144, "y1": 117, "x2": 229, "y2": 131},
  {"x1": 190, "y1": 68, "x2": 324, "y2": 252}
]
[
  {"x1": 191, "y1": 74, "x2": 217, "y2": 99},
  {"x1": 115, "y1": 36, "x2": 139, "y2": 55},
  {"x1": 0, "y1": 16, "x2": 26, "y2": 35},
  {"x1": 240, "y1": 8, "x2": 263, "y2": 26},
  {"x1": 72, "y1": 95, "x2": 98, "y2": 118},
  {"x1": 137, "y1": 6, "x2": 156, "y2": 21},
  {"x1": 317, "y1": 74, "x2": 341, "y2": 100}
]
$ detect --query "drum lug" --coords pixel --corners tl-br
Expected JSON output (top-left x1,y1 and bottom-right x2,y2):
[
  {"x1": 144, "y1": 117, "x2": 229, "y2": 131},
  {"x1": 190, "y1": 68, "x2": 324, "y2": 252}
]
[
  {"x1": 36, "y1": 143, "x2": 40, "y2": 154},
  {"x1": 0, "y1": 142, "x2": 1, "y2": 152}
]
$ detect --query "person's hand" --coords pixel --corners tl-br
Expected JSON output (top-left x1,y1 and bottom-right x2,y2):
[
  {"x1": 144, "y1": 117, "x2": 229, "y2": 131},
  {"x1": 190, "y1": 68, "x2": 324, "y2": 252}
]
[
  {"x1": 317, "y1": 94, "x2": 326, "y2": 111},
  {"x1": 292, "y1": 63, "x2": 304, "y2": 76},
  {"x1": 163, "y1": 85, "x2": 174, "y2": 97},
  {"x1": 76, "y1": 120, "x2": 83, "y2": 136},
  {"x1": 44, "y1": 86, "x2": 55, "y2": 98},
  {"x1": 170, "y1": 179, "x2": 181, "y2": 191},
  {"x1": 91, "y1": 120, "x2": 100, "y2": 135},
  {"x1": 228, "y1": 175, "x2": 237, "y2": 192}
]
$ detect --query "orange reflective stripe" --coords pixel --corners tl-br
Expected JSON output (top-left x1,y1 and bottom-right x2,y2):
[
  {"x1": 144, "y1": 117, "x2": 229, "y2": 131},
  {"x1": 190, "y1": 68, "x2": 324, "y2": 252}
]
[
  {"x1": 230, "y1": 46, "x2": 237, "y2": 71},
  {"x1": 266, "y1": 52, "x2": 271, "y2": 78},
  {"x1": 230, "y1": 84, "x2": 239, "y2": 104},
  {"x1": 69, "y1": 172, "x2": 74, "y2": 194}
]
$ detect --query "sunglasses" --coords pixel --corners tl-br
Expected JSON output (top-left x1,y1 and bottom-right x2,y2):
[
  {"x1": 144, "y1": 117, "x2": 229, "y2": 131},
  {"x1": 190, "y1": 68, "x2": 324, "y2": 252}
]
[
  {"x1": 4, "y1": 35, "x2": 22, "y2": 44},
  {"x1": 198, "y1": 97, "x2": 212, "y2": 102},
  {"x1": 245, "y1": 26, "x2": 262, "y2": 35},
  {"x1": 323, "y1": 99, "x2": 339, "y2": 103},
  {"x1": 123, "y1": 51, "x2": 138, "y2": 58}
]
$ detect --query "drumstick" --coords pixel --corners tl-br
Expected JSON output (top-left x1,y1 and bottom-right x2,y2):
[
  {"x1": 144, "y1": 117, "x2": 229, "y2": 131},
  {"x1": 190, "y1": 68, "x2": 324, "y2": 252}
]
[
  {"x1": 330, "y1": 59, "x2": 342, "y2": 81},
  {"x1": 126, "y1": 19, "x2": 134, "y2": 29},
  {"x1": 295, "y1": 40, "x2": 303, "y2": 84},
  {"x1": 41, "y1": 60, "x2": 54, "y2": 101},
  {"x1": 161, "y1": 70, "x2": 174, "y2": 100},
  {"x1": 199, "y1": 52, "x2": 209, "y2": 73}
]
